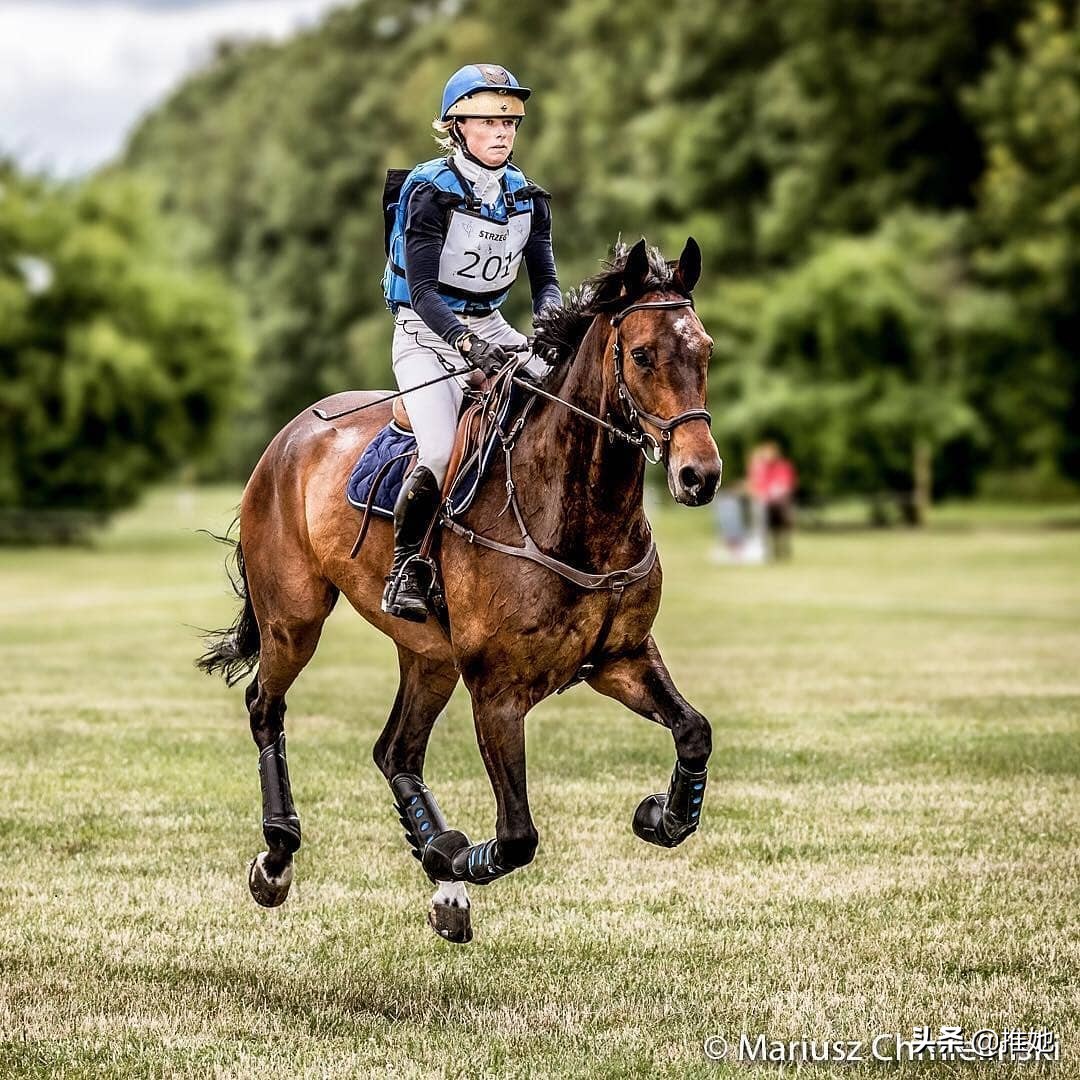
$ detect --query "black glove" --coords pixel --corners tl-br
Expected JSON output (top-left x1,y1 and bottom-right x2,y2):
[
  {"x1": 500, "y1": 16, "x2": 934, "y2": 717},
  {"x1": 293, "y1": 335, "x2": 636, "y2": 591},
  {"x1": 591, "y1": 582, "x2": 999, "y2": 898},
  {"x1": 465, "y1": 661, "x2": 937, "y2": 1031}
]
[{"x1": 456, "y1": 332, "x2": 511, "y2": 378}]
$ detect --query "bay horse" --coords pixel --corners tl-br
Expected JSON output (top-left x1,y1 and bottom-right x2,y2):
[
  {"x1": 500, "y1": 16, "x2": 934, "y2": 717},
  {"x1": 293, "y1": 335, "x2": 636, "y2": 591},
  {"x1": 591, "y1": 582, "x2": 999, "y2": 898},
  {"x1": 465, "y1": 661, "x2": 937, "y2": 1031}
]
[{"x1": 198, "y1": 238, "x2": 721, "y2": 943}]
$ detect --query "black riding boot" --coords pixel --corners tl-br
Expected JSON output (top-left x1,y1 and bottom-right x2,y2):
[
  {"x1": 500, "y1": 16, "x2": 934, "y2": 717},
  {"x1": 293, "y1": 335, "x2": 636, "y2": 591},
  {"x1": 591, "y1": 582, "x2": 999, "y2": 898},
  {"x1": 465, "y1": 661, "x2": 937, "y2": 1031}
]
[{"x1": 381, "y1": 464, "x2": 441, "y2": 623}]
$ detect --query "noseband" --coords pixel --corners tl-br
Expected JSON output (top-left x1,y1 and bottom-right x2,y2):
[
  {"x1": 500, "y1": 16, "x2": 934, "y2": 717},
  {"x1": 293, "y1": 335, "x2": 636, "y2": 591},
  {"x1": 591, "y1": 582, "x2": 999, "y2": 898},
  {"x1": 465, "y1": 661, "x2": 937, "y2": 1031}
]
[{"x1": 609, "y1": 298, "x2": 713, "y2": 462}]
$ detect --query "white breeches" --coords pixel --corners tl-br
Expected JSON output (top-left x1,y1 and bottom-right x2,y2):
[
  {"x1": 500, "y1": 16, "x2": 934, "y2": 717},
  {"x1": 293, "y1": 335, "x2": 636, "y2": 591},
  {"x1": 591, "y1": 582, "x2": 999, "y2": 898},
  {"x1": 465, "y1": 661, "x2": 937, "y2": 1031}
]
[{"x1": 391, "y1": 309, "x2": 545, "y2": 485}]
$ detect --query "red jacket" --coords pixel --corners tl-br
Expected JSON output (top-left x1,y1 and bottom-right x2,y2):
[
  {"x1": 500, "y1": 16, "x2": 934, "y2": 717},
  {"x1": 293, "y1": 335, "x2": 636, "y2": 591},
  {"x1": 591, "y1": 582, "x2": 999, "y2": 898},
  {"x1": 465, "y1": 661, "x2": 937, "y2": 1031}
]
[{"x1": 748, "y1": 457, "x2": 797, "y2": 502}]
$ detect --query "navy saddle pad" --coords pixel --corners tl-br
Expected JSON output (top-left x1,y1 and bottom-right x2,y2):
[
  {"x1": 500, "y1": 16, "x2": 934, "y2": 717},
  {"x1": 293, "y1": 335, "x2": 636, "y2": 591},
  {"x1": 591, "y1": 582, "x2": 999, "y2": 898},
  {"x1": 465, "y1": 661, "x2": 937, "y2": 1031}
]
[{"x1": 346, "y1": 384, "x2": 523, "y2": 518}]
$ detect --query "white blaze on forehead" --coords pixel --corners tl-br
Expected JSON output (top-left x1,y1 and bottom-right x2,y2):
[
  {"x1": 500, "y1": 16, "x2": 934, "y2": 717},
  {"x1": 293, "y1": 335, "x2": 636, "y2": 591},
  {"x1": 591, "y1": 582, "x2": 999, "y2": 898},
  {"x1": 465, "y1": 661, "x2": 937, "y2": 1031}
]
[{"x1": 671, "y1": 314, "x2": 706, "y2": 348}]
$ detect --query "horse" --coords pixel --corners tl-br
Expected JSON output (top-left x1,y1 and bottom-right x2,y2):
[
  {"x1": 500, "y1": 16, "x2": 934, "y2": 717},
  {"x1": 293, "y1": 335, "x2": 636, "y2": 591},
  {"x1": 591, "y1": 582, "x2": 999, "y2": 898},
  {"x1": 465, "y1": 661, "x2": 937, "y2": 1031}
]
[{"x1": 198, "y1": 237, "x2": 722, "y2": 944}]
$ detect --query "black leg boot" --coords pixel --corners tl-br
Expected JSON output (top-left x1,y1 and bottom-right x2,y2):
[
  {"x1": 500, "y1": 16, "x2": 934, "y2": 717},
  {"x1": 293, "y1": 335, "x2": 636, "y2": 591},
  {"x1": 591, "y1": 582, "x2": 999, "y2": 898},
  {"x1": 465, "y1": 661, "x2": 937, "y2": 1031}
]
[{"x1": 381, "y1": 465, "x2": 441, "y2": 623}]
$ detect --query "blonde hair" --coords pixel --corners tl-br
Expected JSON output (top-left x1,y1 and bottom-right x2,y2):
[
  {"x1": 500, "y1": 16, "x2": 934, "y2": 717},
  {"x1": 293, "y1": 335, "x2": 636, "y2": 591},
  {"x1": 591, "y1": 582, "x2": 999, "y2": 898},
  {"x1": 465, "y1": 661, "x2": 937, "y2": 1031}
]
[{"x1": 431, "y1": 118, "x2": 456, "y2": 154}]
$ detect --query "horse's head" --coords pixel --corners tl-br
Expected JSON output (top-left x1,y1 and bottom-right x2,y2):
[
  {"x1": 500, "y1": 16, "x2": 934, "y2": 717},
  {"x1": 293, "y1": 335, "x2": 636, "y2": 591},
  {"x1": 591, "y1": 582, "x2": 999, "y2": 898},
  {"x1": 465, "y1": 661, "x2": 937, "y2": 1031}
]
[{"x1": 600, "y1": 238, "x2": 722, "y2": 506}]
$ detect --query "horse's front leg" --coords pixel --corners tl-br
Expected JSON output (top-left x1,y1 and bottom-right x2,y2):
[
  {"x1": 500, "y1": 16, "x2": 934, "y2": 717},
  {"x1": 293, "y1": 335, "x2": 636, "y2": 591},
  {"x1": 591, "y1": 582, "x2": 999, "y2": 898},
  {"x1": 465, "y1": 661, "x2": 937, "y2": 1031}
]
[
  {"x1": 421, "y1": 691, "x2": 538, "y2": 890},
  {"x1": 588, "y1": 635, "x2": 711, "y2": 848}
]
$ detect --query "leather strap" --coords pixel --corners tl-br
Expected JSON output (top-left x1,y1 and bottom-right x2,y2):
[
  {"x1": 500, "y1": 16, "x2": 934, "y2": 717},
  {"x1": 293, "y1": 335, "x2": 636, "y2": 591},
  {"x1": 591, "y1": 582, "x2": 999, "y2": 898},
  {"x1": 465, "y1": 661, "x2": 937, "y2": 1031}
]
[
  {"x1": 610, "y1": 298, "x2": 712, "y2": 447},
  {"x1": 444, "y1": 517, "x2": 656, "y2": 591},
  {"x1": 349, "y1": 449, "x2": 416, "y2": 559}
]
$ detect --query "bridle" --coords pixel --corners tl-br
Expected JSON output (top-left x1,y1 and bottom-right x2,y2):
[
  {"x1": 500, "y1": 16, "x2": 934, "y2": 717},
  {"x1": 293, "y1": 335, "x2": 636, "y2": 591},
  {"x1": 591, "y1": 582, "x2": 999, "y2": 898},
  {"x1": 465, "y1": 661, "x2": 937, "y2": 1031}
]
[
  {"x1": 345, "y1": 290, "x2": 716, "y2": 691},
  {"x1": 607, "y1": 298, "x2": 713, "y2": 464},
  {"x1": 315, "y1": 295, "x2": 713, "y2": 467}
]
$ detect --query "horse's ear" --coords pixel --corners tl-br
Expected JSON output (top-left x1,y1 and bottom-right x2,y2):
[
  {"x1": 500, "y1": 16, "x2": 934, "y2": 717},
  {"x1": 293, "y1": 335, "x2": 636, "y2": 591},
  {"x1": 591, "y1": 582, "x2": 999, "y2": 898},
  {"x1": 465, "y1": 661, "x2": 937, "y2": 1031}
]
[
  {"x1": 673, "y1": 236, "x2": 701, "y2": 294},
  {"x1": 623, "y1": 238, "x2": 650, "y2": 295}
]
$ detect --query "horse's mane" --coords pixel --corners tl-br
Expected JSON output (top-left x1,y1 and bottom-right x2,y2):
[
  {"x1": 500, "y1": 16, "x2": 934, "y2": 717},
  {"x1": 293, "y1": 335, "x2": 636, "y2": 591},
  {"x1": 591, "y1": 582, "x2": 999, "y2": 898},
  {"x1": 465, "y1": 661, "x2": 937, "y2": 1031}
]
[{"x1": 533, "y1": 241, "x2": 681, "y2": 369}]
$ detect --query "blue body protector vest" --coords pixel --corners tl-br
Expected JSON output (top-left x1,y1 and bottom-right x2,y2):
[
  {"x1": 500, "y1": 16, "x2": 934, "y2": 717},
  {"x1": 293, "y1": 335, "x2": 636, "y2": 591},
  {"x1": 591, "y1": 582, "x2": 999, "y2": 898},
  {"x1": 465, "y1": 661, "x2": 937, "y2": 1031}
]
[{"x1": 383, "y1": 156, "x2": 535, "y2": 313}]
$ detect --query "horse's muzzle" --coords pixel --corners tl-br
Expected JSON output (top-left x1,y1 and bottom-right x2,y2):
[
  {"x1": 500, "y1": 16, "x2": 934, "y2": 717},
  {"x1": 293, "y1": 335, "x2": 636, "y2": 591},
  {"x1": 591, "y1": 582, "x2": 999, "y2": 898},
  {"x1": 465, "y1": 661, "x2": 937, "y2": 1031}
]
[{"x1": 667, "y1": 426, "x2": 722, "y2": 506}]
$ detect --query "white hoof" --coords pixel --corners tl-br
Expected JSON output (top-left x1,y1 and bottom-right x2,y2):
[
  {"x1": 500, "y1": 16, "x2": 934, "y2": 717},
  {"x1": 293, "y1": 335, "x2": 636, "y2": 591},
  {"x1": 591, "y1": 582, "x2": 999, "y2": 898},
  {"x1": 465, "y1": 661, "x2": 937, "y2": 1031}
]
[{"x1": 432, "y1": 880, "x2": 470, "y2": 909}]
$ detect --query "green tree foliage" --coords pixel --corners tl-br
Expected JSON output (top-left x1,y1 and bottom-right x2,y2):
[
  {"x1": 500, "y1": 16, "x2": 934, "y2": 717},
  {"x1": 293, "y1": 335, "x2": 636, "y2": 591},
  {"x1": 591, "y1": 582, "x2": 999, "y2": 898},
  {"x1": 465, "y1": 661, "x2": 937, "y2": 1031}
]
[
  {"x1": 119, "y1": 0, "x2": 1078, "y2": 503},
  {"x1": 0, "y1": 163, "x2": 245, "y2": 528},
  {"x1": 966, "y1": 2, "x2": 1080, "y2": 489},
  {"x1": 713, "y1": 214, "x2": 1018, "y2": 518}
]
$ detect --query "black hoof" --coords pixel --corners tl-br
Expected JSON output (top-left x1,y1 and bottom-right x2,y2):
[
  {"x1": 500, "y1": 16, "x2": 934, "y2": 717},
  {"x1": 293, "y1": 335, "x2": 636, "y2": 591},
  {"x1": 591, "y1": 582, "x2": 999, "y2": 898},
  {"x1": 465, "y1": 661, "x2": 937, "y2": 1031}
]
[
  {"x1": 633, "y1": 793, "x2": 671, "y2": 847},
  {"x1": 421, "y1": 829, "x2": 470, "y2": 881},
  {"x1": 428, "y1": 901, "x2": 473, "y2": 944},
  {"x1": 248, "y1": 852, "x2": 293, "y2": 907},
  {"x1": 632, "y1": 793, "x2": 694, "y2": 848}
]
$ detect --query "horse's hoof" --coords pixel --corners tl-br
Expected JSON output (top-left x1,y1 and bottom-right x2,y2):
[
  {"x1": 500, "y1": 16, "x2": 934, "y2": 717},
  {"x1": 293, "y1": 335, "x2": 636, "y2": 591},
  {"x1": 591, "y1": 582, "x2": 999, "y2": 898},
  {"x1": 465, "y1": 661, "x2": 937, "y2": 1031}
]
[
  {"x1": 428, "y1": 881, "x2": 472, "y2": 944},
  {"x1": 248, "y1": 851, "x2": 294, "y2": 907},
  {"x1": 633, "y1": 793, "x2": 682, "y2": 848}
]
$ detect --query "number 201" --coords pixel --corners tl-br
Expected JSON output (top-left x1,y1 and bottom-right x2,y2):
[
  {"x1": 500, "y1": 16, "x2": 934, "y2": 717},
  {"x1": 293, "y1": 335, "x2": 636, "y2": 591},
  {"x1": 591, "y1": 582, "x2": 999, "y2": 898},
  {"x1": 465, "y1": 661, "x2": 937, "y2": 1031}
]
[{"x1": 458, "y1": 249, "x2": 519, "y2": 282}]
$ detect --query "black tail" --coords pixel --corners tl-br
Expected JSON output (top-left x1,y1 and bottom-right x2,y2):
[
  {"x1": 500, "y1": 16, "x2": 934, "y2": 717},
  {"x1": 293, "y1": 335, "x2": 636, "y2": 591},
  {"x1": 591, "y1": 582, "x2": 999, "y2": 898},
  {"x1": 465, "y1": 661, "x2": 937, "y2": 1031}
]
[{"x1": 196, "y1": 532, "x2": 261, "y2": 686}]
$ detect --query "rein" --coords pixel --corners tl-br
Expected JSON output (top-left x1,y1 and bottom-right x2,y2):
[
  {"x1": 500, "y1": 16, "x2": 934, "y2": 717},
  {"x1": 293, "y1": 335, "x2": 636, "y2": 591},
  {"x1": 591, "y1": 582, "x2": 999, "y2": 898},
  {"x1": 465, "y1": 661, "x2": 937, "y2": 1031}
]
[
  {"x1": 506, "y1": 297, "x2": 712, "y2": 464},
  {"x1": 448, "y1": 296, "x2": 710, "y2": 576},
  {"x1": 443, "y1": 295, "x2": 711, "y2": 689}
]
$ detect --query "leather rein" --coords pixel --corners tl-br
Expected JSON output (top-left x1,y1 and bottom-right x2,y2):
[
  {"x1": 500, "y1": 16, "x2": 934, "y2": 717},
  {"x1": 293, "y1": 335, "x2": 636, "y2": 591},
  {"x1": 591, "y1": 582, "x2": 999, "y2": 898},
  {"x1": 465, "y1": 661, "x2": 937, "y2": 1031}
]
[
  {"x1": 441, "y1": 294, "x2": 711, "y2": 690},
  {"x1": 445, "y1": 294, "x2": 712, "y2": 569}
]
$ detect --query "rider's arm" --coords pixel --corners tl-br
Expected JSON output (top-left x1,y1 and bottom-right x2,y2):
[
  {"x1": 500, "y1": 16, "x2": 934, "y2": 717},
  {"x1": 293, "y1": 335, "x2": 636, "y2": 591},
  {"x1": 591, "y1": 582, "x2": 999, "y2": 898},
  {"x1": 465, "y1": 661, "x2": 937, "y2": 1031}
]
[
  {"x1": 523, "y1": 195, "x2": 562, "y2": 315},
  {"x1": 403, "y1": 182, "x2": 469, "y2": 348}
]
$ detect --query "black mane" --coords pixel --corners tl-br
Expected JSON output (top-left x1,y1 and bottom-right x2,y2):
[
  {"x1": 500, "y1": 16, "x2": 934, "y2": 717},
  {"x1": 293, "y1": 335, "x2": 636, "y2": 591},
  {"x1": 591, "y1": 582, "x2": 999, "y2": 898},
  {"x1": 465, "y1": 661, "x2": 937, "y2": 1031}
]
[{"x1": 532, "y1": 241, "x2": 682, "y2": 368}]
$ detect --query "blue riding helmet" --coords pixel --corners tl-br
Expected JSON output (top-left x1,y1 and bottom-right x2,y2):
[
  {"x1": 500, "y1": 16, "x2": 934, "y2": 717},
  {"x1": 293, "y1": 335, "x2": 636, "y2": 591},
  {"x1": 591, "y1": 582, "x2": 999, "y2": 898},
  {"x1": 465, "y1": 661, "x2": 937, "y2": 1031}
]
[{"x1": 440, "y1": 64, "x2": 532, "y2": 121}]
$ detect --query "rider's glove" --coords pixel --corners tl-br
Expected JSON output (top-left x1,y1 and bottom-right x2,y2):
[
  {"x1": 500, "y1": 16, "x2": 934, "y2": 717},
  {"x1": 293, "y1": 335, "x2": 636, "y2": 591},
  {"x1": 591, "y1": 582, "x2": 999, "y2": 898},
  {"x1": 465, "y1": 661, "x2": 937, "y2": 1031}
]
[{"x1": 456, "y1": 332, "x2": 511, "y2": 378}]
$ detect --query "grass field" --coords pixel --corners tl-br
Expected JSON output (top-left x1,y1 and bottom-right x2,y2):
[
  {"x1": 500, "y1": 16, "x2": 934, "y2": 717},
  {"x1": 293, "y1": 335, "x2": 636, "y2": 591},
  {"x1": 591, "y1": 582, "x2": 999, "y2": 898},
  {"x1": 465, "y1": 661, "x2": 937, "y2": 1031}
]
[{"x1": 1, "y1": 486, "x2": 1078, "y2": 1078}]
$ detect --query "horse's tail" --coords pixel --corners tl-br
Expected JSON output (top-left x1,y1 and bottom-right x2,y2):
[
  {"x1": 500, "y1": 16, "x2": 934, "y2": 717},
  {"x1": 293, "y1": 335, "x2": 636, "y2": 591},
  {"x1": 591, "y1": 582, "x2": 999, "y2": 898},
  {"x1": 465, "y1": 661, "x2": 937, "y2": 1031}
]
[{"x1": 196, "y1": 532, "x2": 261, "y2": 687}]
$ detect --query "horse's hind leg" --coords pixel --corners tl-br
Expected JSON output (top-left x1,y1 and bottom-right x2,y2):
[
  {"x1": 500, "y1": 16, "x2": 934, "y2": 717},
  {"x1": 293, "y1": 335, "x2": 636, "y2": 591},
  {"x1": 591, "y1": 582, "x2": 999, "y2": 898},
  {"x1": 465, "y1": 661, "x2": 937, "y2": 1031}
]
[
  {"x1": 372, "y1": 647, "x2": 472, "y2": 942},
  {"x1": 245, "y1": 581, "x2": 336, "y2": 908},
  {"x1": 588, "y1": 635, "x2": 712, "y2": 848}
]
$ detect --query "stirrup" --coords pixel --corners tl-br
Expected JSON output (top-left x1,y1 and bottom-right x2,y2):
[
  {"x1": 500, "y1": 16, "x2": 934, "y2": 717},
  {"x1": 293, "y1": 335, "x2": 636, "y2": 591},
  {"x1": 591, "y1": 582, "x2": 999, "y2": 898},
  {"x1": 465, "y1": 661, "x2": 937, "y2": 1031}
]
[{"x1": 381, "y1": 554, "x2": 432, "y2": 622}]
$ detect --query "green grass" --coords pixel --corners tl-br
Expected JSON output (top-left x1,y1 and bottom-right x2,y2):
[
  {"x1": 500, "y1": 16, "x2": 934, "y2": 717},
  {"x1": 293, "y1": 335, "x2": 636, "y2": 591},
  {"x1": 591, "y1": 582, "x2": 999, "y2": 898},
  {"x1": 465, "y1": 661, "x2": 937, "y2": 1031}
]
[{"x1": 0, "y1": 486, "x2": 1078, "y2": 1078}]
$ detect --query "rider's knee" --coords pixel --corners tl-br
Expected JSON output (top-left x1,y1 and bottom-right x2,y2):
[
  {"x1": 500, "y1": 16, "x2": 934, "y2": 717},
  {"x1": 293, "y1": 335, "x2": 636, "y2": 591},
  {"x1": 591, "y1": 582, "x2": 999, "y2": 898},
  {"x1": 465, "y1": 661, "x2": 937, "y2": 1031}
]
[
  {"x1": 497, "y1": 829, "x2": 538, "y2": 869},
  {"x1": 419, "y1": 448, "x2": 451, "y2": 488}
]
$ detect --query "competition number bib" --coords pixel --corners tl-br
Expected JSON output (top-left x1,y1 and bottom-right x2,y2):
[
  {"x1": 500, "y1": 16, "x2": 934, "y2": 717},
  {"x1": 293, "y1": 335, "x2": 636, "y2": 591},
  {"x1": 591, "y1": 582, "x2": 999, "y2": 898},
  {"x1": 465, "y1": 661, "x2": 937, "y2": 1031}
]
[{"x1": 438, "y1": 209, "x2": 532, "y2": 295}]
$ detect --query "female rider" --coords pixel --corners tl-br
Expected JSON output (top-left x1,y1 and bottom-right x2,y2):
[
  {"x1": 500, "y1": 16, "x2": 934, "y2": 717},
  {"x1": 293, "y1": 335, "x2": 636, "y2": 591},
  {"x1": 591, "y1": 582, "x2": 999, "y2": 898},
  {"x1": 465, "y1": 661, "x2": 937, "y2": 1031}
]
[{"x1": 381, "y1": 64, "x2": 561, "y2": 622}]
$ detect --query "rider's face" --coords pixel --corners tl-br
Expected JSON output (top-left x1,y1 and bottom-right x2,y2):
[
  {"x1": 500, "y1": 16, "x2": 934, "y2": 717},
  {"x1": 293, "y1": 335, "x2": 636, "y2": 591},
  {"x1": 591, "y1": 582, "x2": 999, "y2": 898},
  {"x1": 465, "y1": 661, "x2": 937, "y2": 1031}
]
[{"x1": 457, "y1": 117, "x2": 518, "y2": 167}]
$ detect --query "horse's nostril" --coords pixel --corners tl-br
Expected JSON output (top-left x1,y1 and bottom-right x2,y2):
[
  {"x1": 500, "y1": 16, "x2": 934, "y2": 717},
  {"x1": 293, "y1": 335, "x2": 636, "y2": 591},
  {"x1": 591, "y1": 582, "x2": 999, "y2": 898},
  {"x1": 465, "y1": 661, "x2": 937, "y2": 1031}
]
[{"x1": 679, "y1": 465, "x2": 702, "y2": 492}]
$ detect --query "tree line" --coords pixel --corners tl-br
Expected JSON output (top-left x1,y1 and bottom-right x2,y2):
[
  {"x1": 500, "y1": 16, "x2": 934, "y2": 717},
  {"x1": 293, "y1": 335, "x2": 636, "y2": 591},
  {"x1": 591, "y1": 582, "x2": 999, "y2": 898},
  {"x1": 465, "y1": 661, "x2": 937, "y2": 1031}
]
[
  {"x1": 0, "y1": 163, "x2": 243, "y2": 534},
  {"x1": 5, "y1": 0, "x2": 1079, "y2": 526}
]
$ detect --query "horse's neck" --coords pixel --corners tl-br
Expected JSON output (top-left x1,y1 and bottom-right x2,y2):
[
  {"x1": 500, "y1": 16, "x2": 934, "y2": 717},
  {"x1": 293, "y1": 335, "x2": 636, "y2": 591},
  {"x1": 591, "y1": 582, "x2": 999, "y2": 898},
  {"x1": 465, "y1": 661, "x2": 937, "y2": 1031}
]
[{"x1": 514, "y1": 321, "x2": 650, "y2": 559}]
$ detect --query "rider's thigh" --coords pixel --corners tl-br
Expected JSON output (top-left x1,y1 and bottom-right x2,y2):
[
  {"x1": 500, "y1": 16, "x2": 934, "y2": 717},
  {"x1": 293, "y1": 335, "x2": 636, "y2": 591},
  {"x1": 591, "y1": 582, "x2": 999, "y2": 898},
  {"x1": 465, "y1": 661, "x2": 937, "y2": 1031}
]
[
  {"x1": 391, "y1": 340, "x2": 461, "y2": 486},
  {"x1": 473, "y1": 311, "x2": 528, "y2": 350}
]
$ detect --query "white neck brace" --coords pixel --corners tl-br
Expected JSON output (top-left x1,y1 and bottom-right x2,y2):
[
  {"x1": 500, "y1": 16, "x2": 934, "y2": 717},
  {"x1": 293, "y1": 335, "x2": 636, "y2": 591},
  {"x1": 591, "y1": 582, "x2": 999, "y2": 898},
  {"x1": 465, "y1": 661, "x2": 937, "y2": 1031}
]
[{"x1": 451, "y1": 149, "x2": 506, "y2": 207}]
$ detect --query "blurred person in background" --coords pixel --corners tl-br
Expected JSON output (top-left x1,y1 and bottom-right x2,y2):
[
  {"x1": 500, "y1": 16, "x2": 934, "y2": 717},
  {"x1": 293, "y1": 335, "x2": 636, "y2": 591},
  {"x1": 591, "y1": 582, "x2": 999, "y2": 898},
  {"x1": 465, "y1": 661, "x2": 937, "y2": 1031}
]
[
  {"x1": 747, "y1": 440, "x2": 798, "y2": 560},
  {"x1": 380, "y1": 63, "x2": 561, "y2": 621}
]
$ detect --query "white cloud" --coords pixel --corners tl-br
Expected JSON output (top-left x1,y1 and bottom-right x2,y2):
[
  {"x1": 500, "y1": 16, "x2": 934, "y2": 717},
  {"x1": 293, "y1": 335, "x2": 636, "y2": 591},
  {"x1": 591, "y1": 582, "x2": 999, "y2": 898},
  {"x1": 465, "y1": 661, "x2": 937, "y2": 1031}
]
[{"x1": 0, "y1": 0, "x2": 351, "y2": 177}]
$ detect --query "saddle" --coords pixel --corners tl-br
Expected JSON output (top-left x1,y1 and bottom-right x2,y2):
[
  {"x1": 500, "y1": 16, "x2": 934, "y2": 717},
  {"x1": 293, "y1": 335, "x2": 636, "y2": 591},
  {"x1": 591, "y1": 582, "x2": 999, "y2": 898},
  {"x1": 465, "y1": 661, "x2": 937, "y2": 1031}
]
[
  {"x1": 345, "y1": 363, "x2": 528, "y2": 575},
  {"x1": 389, "y1": 375, "x2": 486, "y2": 501}
]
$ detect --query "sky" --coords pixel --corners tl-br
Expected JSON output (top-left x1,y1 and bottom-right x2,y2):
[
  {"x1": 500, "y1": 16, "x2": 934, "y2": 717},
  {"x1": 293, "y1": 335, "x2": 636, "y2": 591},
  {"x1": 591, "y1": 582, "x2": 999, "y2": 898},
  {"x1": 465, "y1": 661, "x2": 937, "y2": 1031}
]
[{"x1": 0, "y1": 0, "x2": 353, "y2": 177}]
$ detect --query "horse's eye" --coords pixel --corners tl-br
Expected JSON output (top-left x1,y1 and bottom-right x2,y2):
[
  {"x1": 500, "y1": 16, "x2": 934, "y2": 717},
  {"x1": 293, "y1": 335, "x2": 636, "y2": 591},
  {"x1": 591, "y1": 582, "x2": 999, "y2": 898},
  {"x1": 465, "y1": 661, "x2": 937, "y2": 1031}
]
[{"x1": 631, "y1": 347, "x2": 652, "y2": 368}]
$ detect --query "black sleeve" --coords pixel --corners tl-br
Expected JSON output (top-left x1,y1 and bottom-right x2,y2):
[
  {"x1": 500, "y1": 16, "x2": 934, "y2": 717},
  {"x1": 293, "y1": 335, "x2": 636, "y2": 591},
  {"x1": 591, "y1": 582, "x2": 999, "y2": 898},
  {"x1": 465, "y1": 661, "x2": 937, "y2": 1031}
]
[
  {"x1": 523, "y1": 194, "x2": 562, "y2": 314},
  {"x1": 403, "y1": 183, "x2": 469, "y2": 347}
]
